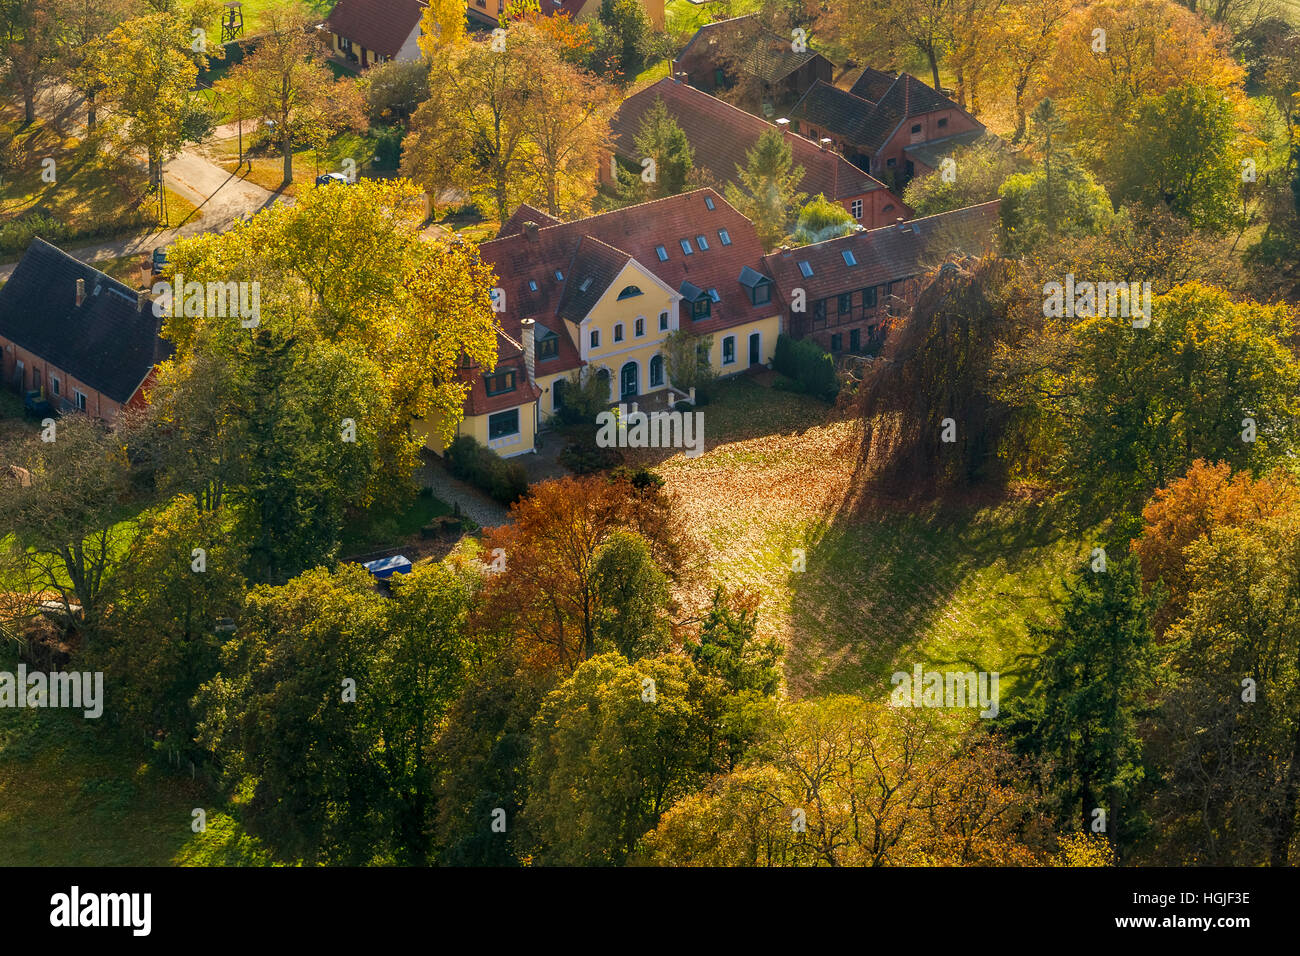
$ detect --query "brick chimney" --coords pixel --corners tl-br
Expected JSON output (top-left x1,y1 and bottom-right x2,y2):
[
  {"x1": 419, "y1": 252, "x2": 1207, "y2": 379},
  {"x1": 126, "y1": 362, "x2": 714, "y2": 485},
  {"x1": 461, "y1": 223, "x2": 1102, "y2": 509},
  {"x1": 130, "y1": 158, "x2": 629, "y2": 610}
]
[
  {"x1": 523, "y1": 221, "x2": 539, "y2": 241},
  {"x1": 776, "y1": 118, "x2": 790, "y2": 136},
  {"x1": 819, "y1": 137, "x2": 832, "y2": 152},
  {"x1": 521, "y1": 317, "x2": 536, "y2": 384},
  {"x1": 75, "y1": 278, "x2": 85, "y2": 307},
  {"x1": 137, "y1": 290, "x2": 150, "y2": 312}
]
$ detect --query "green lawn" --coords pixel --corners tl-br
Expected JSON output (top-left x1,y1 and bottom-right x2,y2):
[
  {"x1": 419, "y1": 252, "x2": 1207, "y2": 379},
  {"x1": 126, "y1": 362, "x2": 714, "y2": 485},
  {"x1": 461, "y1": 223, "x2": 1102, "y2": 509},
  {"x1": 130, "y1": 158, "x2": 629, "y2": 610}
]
[
  {"x1": 0, "y1": 109, "x2": 198, "y2": 255},
  {"x1": 654, "y1": 377, "x2": 1088, "y2": 712},
  {"x1": 0, "y1": 668, "x2": 272, "y2": 866},
  {"x1": 190, "y1": 0, "x2": 338, "y2": 47},
  {"x1": 340, "y1": 489, "x2": 453, "y2": 556}
]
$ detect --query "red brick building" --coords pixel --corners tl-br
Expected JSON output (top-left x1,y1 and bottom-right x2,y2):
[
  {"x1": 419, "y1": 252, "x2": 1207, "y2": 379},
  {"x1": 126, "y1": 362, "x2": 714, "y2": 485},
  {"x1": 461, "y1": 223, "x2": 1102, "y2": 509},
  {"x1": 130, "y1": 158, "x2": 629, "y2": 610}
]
[
  {"x1": 608, "y1": 78, "x2": 910, "y2": 229},
  {"x1": 762, "y1": 201, "x2": 1000, "y2": 356},
  {"x1": 671, "y1": 14, "x2": 834, "y2": 116},
  {"x1": 790, "y1": 69, "x2": 985, "y2": 193},
  {"x1": 0, "y1": 239, "x2": 171, "y2": 421}
]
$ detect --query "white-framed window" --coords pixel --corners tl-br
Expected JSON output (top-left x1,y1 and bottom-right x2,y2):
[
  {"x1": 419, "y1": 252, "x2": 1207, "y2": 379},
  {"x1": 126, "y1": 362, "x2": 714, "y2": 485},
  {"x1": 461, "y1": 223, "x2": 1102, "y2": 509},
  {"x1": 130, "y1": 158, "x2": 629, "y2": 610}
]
[
  {"x1": 51, "y1": 374, "x2": 60, "y2": 396},
  {"x1": 590, "y1": 329, "x2": 600, "y2": 349},
  {"x1": 722, "y1": 335, "x2": 736, "y2": 365},
  {"x1": 635, "y1": 317, "x2": 645, "y2": 337},
  {"x1": 488, "y1": 408, "x2": 519, "y2": 440},
  {"x1": 74, "y1": 389, "x2": 87, "y2": 411},
  {"x1": 851, "y1": 199, "x2": 863, "y2": 219},
  {"x1": 659, "y1": 311, "x2": 669, "y2": 331},
  {"x1": 614, "y1": 323, "x2": 624, "y2": 342}
]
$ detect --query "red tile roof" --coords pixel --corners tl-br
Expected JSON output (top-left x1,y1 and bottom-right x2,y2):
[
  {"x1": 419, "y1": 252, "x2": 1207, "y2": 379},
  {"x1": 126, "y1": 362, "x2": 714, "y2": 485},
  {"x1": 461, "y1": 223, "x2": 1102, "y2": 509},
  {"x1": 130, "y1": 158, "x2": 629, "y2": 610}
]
[
  {"x1": 761, "y1": 200, "x2": 1000, "y2": 304},
  {"x1": 477, "y1": 187, "x2": 776, "y2": 380},
  {"x1": 612, "y1": 78, "x2": 889, "y2": 203},
  {"x1": 326, "y1": 0, "x2": 426, "y2": 59},
  {"x1": 793, "y1": 73, "x2": 976, "y2": 152},
  {"x1": 498, "y1": 204, "x2": 562, "y2": 237},
  {"x1": 459, "y1": 329, "x2": 543, "y2": 416}
]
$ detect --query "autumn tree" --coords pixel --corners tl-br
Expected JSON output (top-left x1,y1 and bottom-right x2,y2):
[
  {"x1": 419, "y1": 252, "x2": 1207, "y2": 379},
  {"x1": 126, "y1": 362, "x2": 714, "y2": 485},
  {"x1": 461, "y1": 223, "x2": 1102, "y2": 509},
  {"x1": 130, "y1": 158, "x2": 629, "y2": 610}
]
[
  {"x1": 52, "y1": 0, "x2": 138, "y2": 131},
  {"x1": 1134, "y1": 461, "x2": 1300, "y2": 636},
  {"x1": 819, "y1": 0, "x2": 953, "y2": 93},
  {"x1": 99, "y1": 10, "x2": 217, "y2": 191},
  {"x1": 476, "y1": 474, "x2": 689, "y2": 671},
  {"x1": 987, "y1": 0, "x2": 1072, "y2": 141},
  {"x1": 724, "y1": 128, "x2": 807, "y2": 250},
  {"x1": 0, "y1": 0, "x2": 63, "y2": 124},
  {"x1": 1145, "y1": 511, "x2": 1300, "y2": 864},
  {"x1": 517, "y1": 40, "x2": 617, "y2": 217},
  {"x1": 523, "y1": 652, "x2": 729, "y2": 864},
  {"x1": 638, "y1": 696, "x2": 1044, "y2": 865},
  {"x1": 217, "y1": 5, "x2": 365, "y2": 185},
  {"x1": 1043, "y1": 0, "x2": 1246, "y2": 178},
  {"x1": 417, "y1": 0, "x2": 466, "y2": 53},
  {"x1": 154, "y1": 180, "x2": 500, "y2": 577},
  {"x1": 0, "y1": 414, "x2": 136, "y2": 632},
  {"x1": 404, "y1": 22, "x2": 563, "y2": 220}
]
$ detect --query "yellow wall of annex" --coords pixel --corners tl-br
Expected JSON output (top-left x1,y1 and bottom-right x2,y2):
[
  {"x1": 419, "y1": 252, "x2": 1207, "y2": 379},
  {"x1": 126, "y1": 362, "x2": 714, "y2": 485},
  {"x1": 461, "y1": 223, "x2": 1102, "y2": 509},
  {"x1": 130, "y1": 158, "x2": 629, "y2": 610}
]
[{"x1": 415, "y1": 400, "x2": 538, "y2": 458}]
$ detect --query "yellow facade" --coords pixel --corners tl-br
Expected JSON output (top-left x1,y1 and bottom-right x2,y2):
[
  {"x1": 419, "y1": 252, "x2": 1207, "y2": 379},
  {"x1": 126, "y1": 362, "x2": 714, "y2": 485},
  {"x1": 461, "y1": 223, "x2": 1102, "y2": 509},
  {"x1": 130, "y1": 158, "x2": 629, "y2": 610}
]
[
  {"x1": 420, "y1": 260, "x2": 781, "y2": 457},
  {"x1": 414, "y1": 399, "x2": 538, "y2": 460}
]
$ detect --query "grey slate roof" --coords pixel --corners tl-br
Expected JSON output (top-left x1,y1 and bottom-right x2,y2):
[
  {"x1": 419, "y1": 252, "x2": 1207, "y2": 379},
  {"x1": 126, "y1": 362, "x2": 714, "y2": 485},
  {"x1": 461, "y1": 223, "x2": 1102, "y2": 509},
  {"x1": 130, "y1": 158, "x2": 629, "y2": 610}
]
[{"x1": 0, "y1": 238, "x2": 171, "y2": 404}]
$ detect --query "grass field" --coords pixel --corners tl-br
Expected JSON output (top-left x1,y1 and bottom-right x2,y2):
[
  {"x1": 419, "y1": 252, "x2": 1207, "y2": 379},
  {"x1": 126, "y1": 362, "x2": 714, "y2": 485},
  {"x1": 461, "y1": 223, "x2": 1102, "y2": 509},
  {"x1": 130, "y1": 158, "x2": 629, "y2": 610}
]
[
  {"x1": 0, "y1": 665, "x2": 273, "y2": 866},
  {"x1": 205, "y1": 129, "x2": 380, "y2": 196},
  {"x1": 0, "y1": 108, "x2": 198, "y2": 254},
  {"x1": 340, "y1": 490, "x2": 453, "y2": 555},
  {"x1": 651, "y1": 377, "x2": 1086, "y2": 705},
  {"x1": 191, "y1": 0, "x2": 337, "y2": 47}
]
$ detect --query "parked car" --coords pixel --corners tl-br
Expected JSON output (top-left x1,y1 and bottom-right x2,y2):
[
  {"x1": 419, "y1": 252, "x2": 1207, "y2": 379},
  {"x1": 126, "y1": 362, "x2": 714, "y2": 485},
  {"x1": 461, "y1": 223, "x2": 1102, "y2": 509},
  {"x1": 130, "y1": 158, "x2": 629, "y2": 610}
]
[
  {"x1": 23, "y1": 390, "x2": 54, "y2": 418},
  {"x1": 151, "y1": 246, "x2": 169, "y2": 277},
  {"x1": 315, "y1": 172, "x2": 350, "y2": 187}
]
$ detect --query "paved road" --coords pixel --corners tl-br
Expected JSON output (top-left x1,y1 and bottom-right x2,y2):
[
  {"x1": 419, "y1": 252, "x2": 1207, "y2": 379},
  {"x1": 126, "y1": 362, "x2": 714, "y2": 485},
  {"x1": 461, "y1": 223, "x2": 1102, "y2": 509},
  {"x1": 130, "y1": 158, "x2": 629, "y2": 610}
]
[
  {"x1": 2, "y1": 92, "x2": 284, "y2": 282},
  {"x1": 0, "y1": 155, "x2": 281, "y2": 281}
]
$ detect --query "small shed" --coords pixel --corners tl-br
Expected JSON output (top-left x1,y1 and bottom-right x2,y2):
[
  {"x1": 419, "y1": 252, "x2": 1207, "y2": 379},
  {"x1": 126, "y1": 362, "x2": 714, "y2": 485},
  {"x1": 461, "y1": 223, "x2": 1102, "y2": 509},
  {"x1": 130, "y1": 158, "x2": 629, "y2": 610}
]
[{"x1": 363, "y1": 555, "x2": 412, "y2": 580}]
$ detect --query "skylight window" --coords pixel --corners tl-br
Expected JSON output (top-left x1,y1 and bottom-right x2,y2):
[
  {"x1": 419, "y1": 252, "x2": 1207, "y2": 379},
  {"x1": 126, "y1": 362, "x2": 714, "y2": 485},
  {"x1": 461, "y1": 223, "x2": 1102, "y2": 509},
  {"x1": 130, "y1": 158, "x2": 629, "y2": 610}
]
[
  {"x1": 555, "y1": 270, "x2": 564, "y2": 281},
  {"x1": 705, "y1": 195, "x2": 715, "y2": 210},
  {"x1": 656, "y1": 245, "x2": 668, "y2": 261},
  {"x1": 528, "y1": 280, "x2": 538, "y2": 291},
  {"x1": 718, "y1": 229, "x2": 732, "y2": 246},
  {"x1": 579, "y1": 277, "x2": 593, "y2": 292},
  {"x1": 842, "y1": 250, "x2": 858, "y2": 266},
  {"x1": 696, "y1": 235, "x2": 709, "y2": 251},
  {"x1": 798, "y1": 261, "x2": 813, "y2": 278},
  {"x1": 680, "y1": 239, "x2": 694, "y2": 255}
]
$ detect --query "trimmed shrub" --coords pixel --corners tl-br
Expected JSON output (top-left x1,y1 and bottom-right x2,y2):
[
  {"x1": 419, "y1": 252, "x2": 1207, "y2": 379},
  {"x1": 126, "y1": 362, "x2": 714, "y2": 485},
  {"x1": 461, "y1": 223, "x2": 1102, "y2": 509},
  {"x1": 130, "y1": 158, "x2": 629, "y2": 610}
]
[
  {"x1": 773, "y1": 333, "x2": 837, "y2": 401},
  {"x1": 445, "y1": 435, "x2": 528, "y2": 504}
]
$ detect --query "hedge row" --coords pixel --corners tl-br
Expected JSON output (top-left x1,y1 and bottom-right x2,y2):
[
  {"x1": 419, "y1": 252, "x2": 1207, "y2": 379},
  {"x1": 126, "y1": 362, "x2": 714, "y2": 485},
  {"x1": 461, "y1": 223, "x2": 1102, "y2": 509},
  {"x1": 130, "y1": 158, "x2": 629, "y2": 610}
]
[
  {"x1": 445, "y1": 435, "x2": 529, "y2": 504},
  {"x1": 773, "y1": 333, "x2": 838, "y2": 401}
]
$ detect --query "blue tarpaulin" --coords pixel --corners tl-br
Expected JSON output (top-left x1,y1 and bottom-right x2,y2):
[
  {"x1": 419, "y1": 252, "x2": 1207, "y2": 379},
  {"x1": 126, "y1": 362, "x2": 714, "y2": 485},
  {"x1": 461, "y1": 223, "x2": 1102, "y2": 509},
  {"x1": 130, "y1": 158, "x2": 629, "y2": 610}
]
[{"x1": 363, "y1": 555, "x2": 412, "y2": 580}]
